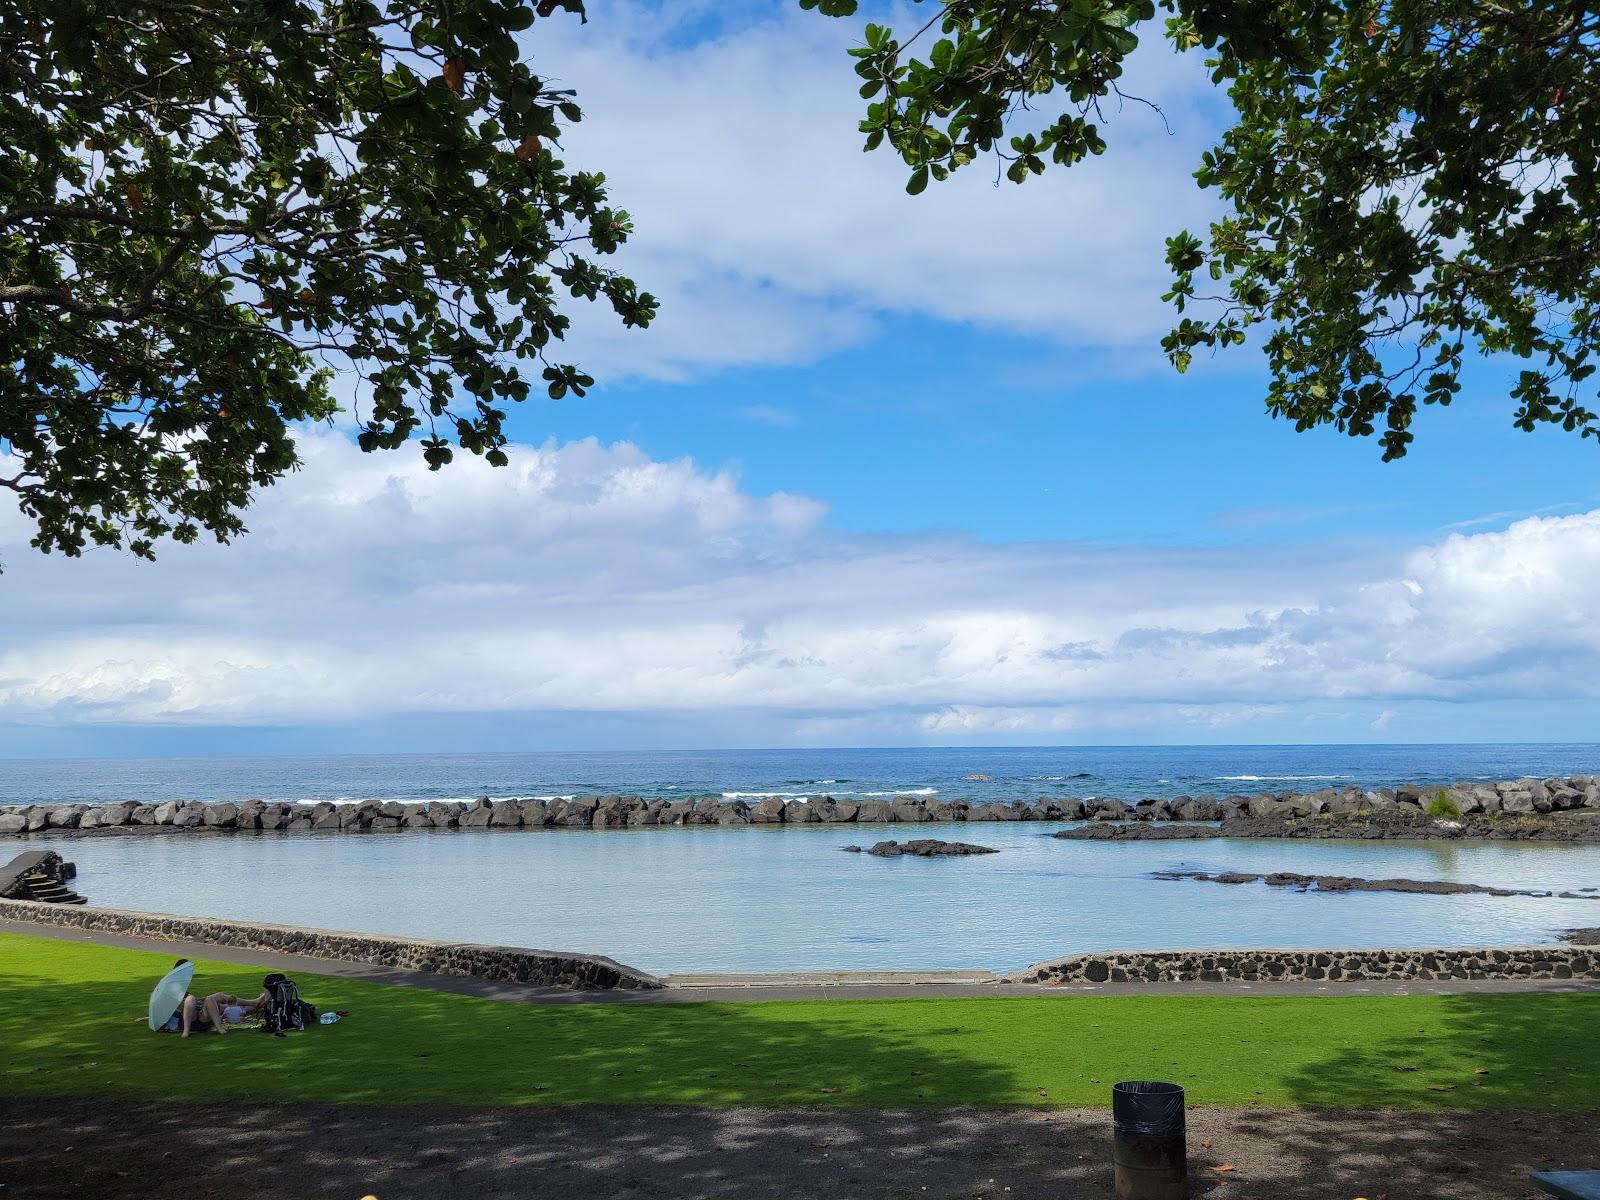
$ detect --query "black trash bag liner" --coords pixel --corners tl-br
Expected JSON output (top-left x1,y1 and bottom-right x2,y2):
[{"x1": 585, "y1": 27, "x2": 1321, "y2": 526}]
[{"x1": 1112, "y1": 1081, "x2": 1186, "y2": 1137}]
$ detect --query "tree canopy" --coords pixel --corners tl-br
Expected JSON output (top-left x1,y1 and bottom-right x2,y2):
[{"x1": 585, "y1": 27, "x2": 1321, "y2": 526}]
[
  {"x1": 1, "y1": 0, "x2": 653, "y2": 557},
  {"x1": 804, "y1": 0, "x2": 1600, "y2": 459}
]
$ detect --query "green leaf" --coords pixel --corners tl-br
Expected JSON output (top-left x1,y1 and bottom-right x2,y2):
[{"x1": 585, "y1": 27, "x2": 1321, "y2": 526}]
[{"x1": 0, "y1": 0, "x2": 652, "y2": 558}]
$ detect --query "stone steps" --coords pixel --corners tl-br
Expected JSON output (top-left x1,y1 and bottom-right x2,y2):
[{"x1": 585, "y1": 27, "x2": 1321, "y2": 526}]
[
  {"x1": 0, "y1": 851, "x2": 85, "y2": 904},
  {"x1": 18, "y1": 872, "x2": 86, "y2": 904}
]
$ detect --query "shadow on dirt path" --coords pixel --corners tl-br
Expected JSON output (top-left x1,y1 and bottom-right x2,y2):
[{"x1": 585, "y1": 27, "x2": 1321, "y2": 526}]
[{"x1": 4, "y1": 1096, "x2": 1597, "y2": 1199}]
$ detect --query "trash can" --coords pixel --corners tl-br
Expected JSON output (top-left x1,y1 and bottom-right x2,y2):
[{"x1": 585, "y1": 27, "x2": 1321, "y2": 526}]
[{"x1": 1111, "y1": 1080, "x2": 1187, "y2": 1200}]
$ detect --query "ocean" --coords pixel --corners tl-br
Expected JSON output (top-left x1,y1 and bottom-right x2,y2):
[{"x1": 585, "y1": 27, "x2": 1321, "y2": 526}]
[{"x1": 4, "y1": 742, "x2": 1598, "y2": 808}]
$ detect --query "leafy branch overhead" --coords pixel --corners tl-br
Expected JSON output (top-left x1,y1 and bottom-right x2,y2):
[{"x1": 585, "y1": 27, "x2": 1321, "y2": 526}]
[
  {"x1": 805, "y1": 0, "x2": 1600, "y2": 459},
  {"x1": 1, "y1": 0, "x2": 655, "y2": 557}
]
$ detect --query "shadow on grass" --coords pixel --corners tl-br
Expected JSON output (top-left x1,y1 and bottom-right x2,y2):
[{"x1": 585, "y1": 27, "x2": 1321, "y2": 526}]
[
  {"x1": 6, "y1": 959, "x2": 1600, "y2": 1198},
  {"x1": 0, "y1": 965, "x2": 1025, "y2": 1109},
  {"x1": 1282, "y1": 992, "x2": 1600, "y2": 1112},
  {"x1": 1229, "y1": 992, "x2": 1600, "y2": 1200}
]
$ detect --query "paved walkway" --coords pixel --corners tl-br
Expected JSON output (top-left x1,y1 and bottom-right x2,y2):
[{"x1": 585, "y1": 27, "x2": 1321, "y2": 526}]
[{"x1": 6, "y1": 916, "x2": 1597, "y2": 1003}]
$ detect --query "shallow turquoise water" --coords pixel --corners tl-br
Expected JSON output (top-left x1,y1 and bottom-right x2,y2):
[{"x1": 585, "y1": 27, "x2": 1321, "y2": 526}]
[{"x1": 28, "y1": 825, "x2": 1600, "y2": 975}]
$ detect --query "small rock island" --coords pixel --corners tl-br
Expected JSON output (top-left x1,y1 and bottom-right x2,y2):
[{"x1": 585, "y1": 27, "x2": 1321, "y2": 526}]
[{"x1": 863, "y1": 839, "x2": 998, "y2": 858}]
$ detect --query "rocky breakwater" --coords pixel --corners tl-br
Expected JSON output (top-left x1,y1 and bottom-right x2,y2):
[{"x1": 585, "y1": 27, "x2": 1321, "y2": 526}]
[
  {"x1": 3, "y1": 774, "x2": 1598, "y2": 840},
  {"x1": 1057, "y1": 776, "x2": 1600, "y2": 843},
  {"x1": 0, "y1": 899, "x2": 661, "y2": 991},
  {"x1": 1011, "y1": 945, "x2": 1600, "y2": 986},
  {"x1": 1219, "y1": 807, "x2": 1600, "y2": 842},
  {"x1": 0, "y1": 792, "x2": 1088, "y2": 836}
]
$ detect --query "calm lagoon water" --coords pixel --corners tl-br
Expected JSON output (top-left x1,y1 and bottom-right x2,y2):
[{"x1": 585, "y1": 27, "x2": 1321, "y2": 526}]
[{"x1": 25, "y1": 824, "x2": 1600, "y2": 976}]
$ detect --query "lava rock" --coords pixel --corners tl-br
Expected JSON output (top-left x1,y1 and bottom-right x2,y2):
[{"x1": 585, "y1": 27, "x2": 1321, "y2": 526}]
[
  {"x1": 866, "y1": 839, "x2": 998, "y2": 857},
  {"x1": 1055, "y1": 822, "x2": 1222, "y2": 841},
  {"x1": 750, "y1": 797, "x2": 787, "y2": 824}
]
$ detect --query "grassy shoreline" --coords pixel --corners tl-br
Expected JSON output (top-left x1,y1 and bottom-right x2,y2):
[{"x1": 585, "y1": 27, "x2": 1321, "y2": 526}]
[{"x1": 3, "y1": 931, "x2": 1597, "y2": 1112}]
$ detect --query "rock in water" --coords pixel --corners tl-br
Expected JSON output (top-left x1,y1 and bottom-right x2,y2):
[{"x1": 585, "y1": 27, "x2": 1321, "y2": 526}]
[
  {"x1": 1150, "y1": 868, "x2": 1591, "y2": 900},
  {"x1": 866, "y1": 839, "x2": 998, "y2": 857},
  {"x1": 1054, "y1": 823, "x2": 1221, "y2": 841}
]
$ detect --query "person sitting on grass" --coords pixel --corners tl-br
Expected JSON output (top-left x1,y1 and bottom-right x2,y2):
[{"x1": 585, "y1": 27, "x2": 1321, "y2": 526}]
[{"x1": 171, "y1": 988, "x2": 267, "y2": 1037}]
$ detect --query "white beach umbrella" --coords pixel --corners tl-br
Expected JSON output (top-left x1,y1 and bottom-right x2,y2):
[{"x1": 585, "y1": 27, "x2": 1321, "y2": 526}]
[{"x1": 147, "y1": 961, "x2": 194, "y2": 1031}]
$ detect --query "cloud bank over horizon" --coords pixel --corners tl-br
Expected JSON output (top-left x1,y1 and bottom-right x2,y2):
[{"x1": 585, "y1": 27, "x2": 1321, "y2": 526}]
[{"x1": 4, "y1": 433, "x2": 1599, "y2": 745}]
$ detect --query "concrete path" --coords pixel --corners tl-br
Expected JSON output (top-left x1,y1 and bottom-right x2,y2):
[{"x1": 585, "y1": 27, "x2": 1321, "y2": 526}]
[{"x1": 7, "y1": 915, "x2": 1598, "y2": 1004}]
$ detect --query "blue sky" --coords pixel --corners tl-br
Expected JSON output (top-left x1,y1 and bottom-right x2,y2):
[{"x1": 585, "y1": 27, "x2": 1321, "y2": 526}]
[
  {"x1": 526, "y1": 319, "x2": 1598, "y2": 548},
  {"x1": 3, "y1": 0, "x2": 1599, "y2": 758}
]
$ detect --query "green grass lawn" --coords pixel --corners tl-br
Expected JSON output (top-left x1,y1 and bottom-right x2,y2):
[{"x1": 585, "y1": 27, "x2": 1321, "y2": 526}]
[{"x1": 3, "y1": 931, "x2": 1596, "y2": 1112}]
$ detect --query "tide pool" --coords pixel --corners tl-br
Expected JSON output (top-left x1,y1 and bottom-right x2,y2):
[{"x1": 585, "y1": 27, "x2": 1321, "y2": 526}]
[{"x1": 24, "y1": 824, "x2": 1600, "y2": 975}]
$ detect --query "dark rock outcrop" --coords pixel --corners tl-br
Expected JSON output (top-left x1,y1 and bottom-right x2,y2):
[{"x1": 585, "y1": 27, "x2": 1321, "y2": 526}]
[
  {"x1": 1222, "y1": 809, "x2": 1600, "y2": 843},
  {"x1": 1055, "y1": 823, "x2": 1222, "y2": 841},
  {"x1": 1152, "y1": 869, "x2": 1600, "y2": 900},
  {"x1": 865, "y1": 839, "x2": 998, "y2": 858}
]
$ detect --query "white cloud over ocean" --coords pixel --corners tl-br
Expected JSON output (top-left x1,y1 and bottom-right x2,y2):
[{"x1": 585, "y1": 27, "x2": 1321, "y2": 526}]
[{"x1": 4, "y1": 433, "x2": 1600, "y2": 738}]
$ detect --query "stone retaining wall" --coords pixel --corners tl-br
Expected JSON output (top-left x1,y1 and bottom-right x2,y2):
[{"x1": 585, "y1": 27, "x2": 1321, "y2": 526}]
[
  {"x1": 0, "y1": 899, "x2": 662, "y2": 991},
  {"x1": 1010, "y1": 945, "x2": 1600, "y2": 985},
  {"x1": 2, "y1": 774, "x2": 1596, "y2": 839},
  {"x1": 7, "y1": 899, "x2": 1590, "y2": 989}
]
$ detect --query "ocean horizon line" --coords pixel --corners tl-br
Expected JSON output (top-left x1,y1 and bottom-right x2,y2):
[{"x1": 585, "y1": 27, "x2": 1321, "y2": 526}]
[{"x1": 4, "y1": 738, "x2": 1600, "y2": 766}]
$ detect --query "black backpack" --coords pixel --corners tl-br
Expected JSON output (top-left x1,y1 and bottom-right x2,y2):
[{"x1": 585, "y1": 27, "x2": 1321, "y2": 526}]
[{"x1": 260, "y1": 973, "x2": 315, "y2": 1033}]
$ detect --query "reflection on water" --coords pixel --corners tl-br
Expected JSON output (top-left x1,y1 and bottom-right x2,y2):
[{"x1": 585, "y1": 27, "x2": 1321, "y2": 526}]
[
  {"x1": 1415, "y1": 841, "x2": 1464, "y2": 874},
  {"x1": 25, "y1": 826, "x2": 1600, "y2": 975}
]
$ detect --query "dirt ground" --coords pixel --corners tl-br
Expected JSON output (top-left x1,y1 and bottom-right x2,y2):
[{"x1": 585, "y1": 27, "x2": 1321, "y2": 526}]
[{"x1": 2, "y1": 1098, "x2": 1592, "y2": 1200}]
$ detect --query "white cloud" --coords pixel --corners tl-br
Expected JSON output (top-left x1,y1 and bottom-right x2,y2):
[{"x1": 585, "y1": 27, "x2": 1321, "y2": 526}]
[
  {"x1": 530, "y1": 2, "x2": 1228, "y2": 378},
  {"x1": 5, "y1": 435, "x2": 1600, "y2": 734},
  {"x1": 911, "y1": 701, "x2": 1283, "y2": 739}
]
